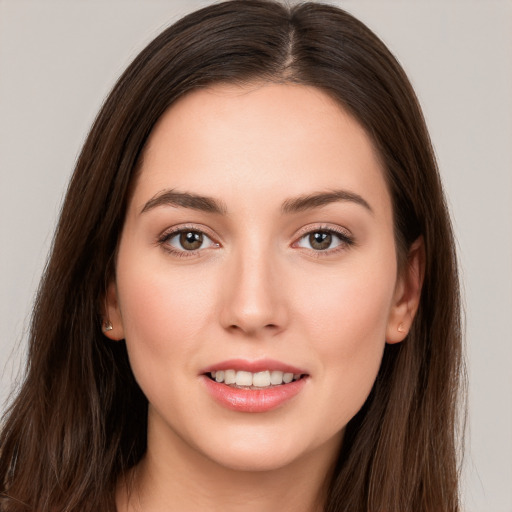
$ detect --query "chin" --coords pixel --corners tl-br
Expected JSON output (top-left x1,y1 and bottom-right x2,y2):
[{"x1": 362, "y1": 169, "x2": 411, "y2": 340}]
[
  {"x1": 204, "y1": 445, "x2": 307, "y2": 473},
  {"x1": 193, "y1": 425, "x2": 341, "y2": 474}
]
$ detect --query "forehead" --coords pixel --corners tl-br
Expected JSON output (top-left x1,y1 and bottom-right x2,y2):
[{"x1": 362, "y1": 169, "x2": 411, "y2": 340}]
[{"x1": 132, "y1": 82, "x2": 391, "y2": 218}]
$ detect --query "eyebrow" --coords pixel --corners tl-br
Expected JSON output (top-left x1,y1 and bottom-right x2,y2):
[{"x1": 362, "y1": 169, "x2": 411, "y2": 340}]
[
  {"x1": 140, "y1": 188, "x2": 373, "y2": 216},
  {"x1": 141, "y1": 190, "x2": 228, "y2": 215},
  {"x1": 281, "y1": 189, "x2": 373, "y2": 215}
]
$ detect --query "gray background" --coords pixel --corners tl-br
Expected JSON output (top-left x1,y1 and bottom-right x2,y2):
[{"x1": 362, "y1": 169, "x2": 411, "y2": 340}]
[{"x1": 1, "y1": 1, "x2": 511, "y2": 510}]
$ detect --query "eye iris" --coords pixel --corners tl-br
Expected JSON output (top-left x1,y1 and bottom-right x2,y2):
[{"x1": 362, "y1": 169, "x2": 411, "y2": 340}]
[
  {"x1": 310, "y1": 231, "x2": 332, "y2": 250},
  {"x1": 180, "y1": 231, "x2": 203, "y2": 250}
]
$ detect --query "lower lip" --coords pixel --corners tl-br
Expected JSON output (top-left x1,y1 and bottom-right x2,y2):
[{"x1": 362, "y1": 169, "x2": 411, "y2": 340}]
[{"x1": 201, "y1": 376, "x2": 308, "y2": 413}]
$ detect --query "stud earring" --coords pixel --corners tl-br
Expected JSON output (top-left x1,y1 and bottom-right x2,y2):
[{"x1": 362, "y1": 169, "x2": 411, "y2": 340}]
[
  {"x1": 103, "y1": 320, "x2": 113, "y2": 332},
  {"x1": 397, "y1": 323, "x2": 405, "y2": 333}
]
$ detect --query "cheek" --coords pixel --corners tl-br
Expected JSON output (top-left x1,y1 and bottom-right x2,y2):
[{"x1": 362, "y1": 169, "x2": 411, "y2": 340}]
[
  {"x1": 296, "y1": 258, "x2": 396, "y2": 349},
  {"x1": 292, "y1": 254, "x2": 396, "y2": 427},
  {"x1": 115, "y1": 256, "x2": 217, "y2": 386}
]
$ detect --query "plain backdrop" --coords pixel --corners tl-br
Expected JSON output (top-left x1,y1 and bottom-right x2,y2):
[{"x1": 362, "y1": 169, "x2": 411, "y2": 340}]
[{"x1": 1, "y1": 1, "x2": 511, "y2": 511}]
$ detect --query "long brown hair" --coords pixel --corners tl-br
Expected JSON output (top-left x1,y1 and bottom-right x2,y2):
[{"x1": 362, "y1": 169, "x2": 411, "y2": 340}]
[{"x1": 0, "y1": 1, "x2": 464, "y2": 510}]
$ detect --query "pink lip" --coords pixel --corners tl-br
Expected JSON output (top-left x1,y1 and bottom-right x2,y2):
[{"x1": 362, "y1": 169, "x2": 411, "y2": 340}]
[
  {"x1": 201, "y1": 375, "x2": 308, "y2": 413},
  {"x1": 200, "y1": 358, "x2": 307, "y2": 375},
  {"x1": 200, "y1": 359, "x2": 309, "y2": 413}
]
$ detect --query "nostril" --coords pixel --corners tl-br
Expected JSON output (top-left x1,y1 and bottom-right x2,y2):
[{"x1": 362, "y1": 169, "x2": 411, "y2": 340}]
[{"x1": 227, "y1": 323, "x2": 280, "y2": 334}]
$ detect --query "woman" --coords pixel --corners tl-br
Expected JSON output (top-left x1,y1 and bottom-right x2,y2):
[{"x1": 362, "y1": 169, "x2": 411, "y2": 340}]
[{"x1": 0, "y1": 1, "x2": 463, "y2": 511}]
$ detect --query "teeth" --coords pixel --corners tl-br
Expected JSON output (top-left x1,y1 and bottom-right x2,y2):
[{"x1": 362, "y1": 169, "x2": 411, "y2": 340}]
[
  {"x1": 224, "y1": 369, "x2": 236, "y2": 384},
  {"x1": 210, "y1": 369, "x2": 303, "y2": 387},
  {"x1": 235, "y1": 371, "x2": 253, "y2": 386},
  {"x1": 283, "y1": 372, "x2": 293, "y2": 383},
  {"x1": 253, "y1": 371, "x2": 271, "y2": 387},
  {"x1": 270, "y1": 370, "x2": 284, "y2": 385}
]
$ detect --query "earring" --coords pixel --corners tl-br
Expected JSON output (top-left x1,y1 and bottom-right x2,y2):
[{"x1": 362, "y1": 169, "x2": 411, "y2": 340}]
[
  {"x1": 103, "y1": 320, "x2": 113, "y2": 332},
  {"x1": 397, "y1": 323, "x2": 405, "y2": 333}
]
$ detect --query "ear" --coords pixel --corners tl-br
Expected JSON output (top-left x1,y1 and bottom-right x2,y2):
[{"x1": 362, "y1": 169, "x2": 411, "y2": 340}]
[
  {"x1": 386, "y1": 237, "x2": 425, "y2": 344},
  {"x1": 102, "y1": 280, "x2": 125, "y2": 341}
]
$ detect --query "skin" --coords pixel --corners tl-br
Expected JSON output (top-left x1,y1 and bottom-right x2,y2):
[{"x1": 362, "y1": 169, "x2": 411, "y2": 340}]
[{"x1": 106, "y1": 83, "x2": 423, "y2": 512}]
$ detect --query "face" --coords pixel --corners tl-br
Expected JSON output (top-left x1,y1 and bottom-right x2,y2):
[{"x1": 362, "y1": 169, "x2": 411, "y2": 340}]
[{"x1": 106, "y1": 83, "x2": 416, "y2": 473}]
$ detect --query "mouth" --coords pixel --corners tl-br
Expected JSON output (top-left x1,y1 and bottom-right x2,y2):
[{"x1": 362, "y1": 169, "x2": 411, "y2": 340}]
[
  {"x1": 206, "y1": 369, "x2": 306, "y2": 389},
  {"x1": 200, "y1": 360, "x2": 309, "y2": 412}
]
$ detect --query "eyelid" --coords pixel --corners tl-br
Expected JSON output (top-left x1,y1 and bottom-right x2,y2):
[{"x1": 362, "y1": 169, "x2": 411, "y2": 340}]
[
  {"x1": 156, "y1": 222, "x2": 354, "y2": 257},
  {"x1": 293, "y1": 223, "x2": 353, "y2": 240},
  {"x1": 291, "y1": 224, "x2": 355, "y2": 253},
  {"x1": 157, "y1": 224, "x2": 221, "y2": 256}
]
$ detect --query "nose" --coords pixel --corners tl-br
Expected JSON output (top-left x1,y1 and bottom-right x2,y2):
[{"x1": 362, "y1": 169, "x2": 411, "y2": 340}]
[{"x1": 219, "y1": 245, "x2": 288, "y2": 338}]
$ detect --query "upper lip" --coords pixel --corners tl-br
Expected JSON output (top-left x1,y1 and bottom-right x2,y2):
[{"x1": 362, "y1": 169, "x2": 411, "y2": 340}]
[{"x1": 200, "y1": 358, "x2": 308, "y2": 375}]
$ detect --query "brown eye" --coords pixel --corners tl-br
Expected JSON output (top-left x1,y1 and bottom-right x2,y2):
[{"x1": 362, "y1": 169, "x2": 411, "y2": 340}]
[
  {"x1": 295, "y1": 228, "x2": 353, "y2": 253},
  {"x1": 161, "y1": 228, "x2": 218, "y2": 254},
  {"x1": 308, "y1": 232, "x2": 332, "y2": 250},
  {"x1": 179, "y1": 231, "x2": 204, "y2": 250}
]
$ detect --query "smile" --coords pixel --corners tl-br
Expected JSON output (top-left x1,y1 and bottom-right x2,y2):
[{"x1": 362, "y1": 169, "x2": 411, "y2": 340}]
[
  {"x1": 201, "y1": 360, "x2": 309, "y2": 413},
  {"x1": 208, "y1": 369, "x2": 304, "y2": 388}
]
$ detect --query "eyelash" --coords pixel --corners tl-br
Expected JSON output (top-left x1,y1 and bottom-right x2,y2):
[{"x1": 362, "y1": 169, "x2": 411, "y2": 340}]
[
  {"x1": 157, "y1": 224, "x2": 355, "y2": 258},
  {"x1": 292, "y1": 225, "x2": 355, "y2": 256},
  {"x1": 157, "y1": 225, "x2": 220, "y2": 258}
]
